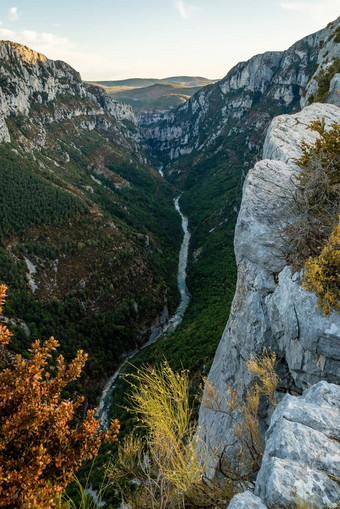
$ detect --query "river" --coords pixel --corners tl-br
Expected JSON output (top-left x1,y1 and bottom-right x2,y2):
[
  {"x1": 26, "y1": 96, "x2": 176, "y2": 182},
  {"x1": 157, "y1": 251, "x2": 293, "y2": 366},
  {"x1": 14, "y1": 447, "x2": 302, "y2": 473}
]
[{"x1": 96, "y1": 195, "x2": 190, "y2": 429}]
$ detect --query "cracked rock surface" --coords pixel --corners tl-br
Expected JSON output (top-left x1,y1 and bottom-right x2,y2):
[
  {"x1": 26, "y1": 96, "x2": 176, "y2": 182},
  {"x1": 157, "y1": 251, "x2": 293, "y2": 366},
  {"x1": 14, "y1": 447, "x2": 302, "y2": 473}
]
[
  {"x1": 227, "y1": 382, "x2": 340, "y2": 508},
  {"x1": 197, "y1": 102, "x2": 340, "y2": 472},
  {"x1": 254, "y1": 382, "x2": 340, "y2": 508}
]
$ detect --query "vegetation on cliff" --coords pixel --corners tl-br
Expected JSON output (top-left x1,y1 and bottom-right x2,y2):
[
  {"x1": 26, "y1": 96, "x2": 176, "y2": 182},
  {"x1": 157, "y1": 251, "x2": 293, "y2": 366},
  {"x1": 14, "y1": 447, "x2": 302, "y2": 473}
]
[
  {"x1": 107, "y1": 353, "x2": 278, "y2": 508},
  {"x1": 284, "y1": 120, "x2": 340, "y2": 315},
  {"x1": 303, "y1": 218, "x2": 340, "y2": 315},
  {"x1": 312, "y1": 57, "x2": 340, "y2": 103}
]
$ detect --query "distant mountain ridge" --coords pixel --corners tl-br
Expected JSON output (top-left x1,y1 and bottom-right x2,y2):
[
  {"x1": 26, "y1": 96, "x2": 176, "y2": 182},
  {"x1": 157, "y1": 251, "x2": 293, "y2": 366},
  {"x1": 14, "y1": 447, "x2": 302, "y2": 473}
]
[
  {"x1": 107, "y1": 83, "x2": 203, "y2": 111},
  {"x1": 90, "y1": 76, "x2": 215, "y2": 89},
  {"x1": 89, "y1": 76, "x2": 216, "y2": 112}
]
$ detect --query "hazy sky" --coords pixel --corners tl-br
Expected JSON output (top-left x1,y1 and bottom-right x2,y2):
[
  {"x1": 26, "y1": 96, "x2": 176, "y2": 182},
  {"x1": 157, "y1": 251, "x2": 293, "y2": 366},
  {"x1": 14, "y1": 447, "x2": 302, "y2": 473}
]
[{"x1": 0, "y1": 1, "x2": 338, "y2": 80}]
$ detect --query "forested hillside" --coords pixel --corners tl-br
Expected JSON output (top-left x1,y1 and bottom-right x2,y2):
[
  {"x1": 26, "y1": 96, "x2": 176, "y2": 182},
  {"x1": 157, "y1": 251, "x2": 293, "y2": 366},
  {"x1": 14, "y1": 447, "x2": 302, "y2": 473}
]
[{"x1": 0, "y1": 41, "x2": 182, "y2": 402}]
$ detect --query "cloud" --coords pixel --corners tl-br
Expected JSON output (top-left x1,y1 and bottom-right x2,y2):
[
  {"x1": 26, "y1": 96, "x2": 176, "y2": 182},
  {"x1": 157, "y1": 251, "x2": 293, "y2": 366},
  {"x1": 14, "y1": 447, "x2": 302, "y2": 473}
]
[
  {"x1": 0, "y1": 27, "x2": 112, "y2": 79},
  {"x1": 8, "y1": 7, "x2": 19, "y2": 22},
  {"x1": 174, "y1": 0, "x2": 188, "y2": 18},
  {"x1": 0, "y1": 28, "x2": 16, "y2": 39},
  {"x1": 280, "y1": 0, "x2": 339, "y2": 24},
  {"x1": 0, "y1": 29, "x2": 70, "y2": 51},
  {"x1": 174, "y1": 0, "x2": 201, "y2": 19}
]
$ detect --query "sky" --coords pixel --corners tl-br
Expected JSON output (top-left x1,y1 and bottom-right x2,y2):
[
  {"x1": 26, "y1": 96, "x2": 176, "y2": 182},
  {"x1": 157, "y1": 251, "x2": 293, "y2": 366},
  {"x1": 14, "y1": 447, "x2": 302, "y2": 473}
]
[{"x1": 0, "y1": 1, "x2": 338, "y2": 81}]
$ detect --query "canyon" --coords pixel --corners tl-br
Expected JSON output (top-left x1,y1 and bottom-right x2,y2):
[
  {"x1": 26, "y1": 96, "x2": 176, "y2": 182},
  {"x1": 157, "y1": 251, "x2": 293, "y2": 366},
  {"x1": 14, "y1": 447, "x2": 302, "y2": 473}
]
[{"x1": 0, "y1": 14, "x2": 339, "y2": 508}]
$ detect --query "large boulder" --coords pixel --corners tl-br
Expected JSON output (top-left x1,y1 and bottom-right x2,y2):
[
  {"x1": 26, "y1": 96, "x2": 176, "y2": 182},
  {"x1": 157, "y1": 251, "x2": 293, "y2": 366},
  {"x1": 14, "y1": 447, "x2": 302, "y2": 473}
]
[
  {"x1": 255, "y1": 382, "x2": 340, "y2": 508},
  {"x1": 226, "y1": 382, "x2": 340, "y2": 508}
]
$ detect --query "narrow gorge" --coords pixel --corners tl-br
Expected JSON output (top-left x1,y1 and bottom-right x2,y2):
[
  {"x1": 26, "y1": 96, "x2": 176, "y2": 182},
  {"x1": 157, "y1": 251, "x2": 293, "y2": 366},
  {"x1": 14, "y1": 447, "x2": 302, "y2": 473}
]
[
  {"x1": 0, "y1": 11, "x2": 339, "y2": 509},
  {"x1": 97, "y1": 195, "x2": 190, "y2": 429}
]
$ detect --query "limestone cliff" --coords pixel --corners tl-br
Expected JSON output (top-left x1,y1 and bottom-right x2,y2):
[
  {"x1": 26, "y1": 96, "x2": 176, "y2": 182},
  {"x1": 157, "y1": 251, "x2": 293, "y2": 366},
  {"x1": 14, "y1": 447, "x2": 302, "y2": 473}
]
[
  {"x1": 0, "y1": 41, "x2": 141, "y2": 155},
  {"x1": 140, "y1": 18, "x2": 339, "y2": 178},
  {"x1": 197, "y1": 102, "x2": 340, "y2": 479},
  {"x1": 301, "y1": 17, "x2": 340, "y2": 107}
]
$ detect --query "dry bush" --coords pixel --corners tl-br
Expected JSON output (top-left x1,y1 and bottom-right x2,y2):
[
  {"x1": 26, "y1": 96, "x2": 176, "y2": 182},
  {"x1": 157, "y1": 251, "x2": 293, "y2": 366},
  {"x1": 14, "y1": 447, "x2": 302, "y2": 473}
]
[
  {"x1": 202, "y1": 349, "x2": 278, "y2": 488},
  {"x1": 0, "y1": 285, "x2": 119, "y2": 508},
  {"x1": 284, "y1": 120, "x2": 340, "y2": 271},
  {"x1": 282, "y1": 119, "x2": 340, "y2": 315},
  {"x1": 0, "y1": 285, "x2": 12, "y2": 348},
  {"x1": 107, "y1": 362, "x2": 234, "y2": 508},
  {"x1": 108, "y1": 351, "x2": 278, "y2": 508},
  {"x1": 247, "y1": 349, "x2": 278, "y2": 408}
]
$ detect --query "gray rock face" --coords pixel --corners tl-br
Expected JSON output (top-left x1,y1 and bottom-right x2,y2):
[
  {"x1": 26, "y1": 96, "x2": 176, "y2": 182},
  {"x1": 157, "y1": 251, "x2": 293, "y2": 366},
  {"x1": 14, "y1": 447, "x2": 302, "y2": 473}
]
[
  {"x1": 227, "y1": 491, "x2": 267, "y2": 509},
  {"x1": 328, "y1": 73, "x2": 340, "y2": 105},
  {"x1": 0, "y1": 41, "x2": 141, "y2": 153},
  {"x1": 301, "y1": 17, "x2": 340, "y2": 108},
  {"x1": 255, "y1": 382, "x2": 340, "y2": 508},
  {"x1": 141, "y1": 21, "x2": 329, "y2": 170},
  {"x1": 137, "y1": 108, "x2": 174, "y2": 128},
  {"x1": 263, "y1": 102, "x2": 339, "y2": 164},
  {"x1": 197, "y1": 102, "x2": 340, "y2": 470}
]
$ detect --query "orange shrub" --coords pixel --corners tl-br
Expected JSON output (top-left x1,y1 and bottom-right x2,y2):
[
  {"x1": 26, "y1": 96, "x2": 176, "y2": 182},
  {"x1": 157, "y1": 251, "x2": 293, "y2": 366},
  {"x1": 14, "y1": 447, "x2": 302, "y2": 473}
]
[{"x1": 0, "y1": 285, "x2": 119, "y2": 508}]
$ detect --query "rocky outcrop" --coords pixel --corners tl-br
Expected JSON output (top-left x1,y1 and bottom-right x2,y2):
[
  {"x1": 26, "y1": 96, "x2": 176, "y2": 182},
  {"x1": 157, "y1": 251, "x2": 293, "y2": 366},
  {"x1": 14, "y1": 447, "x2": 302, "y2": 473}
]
[
  {"x1": 140, "y1": 19, "x2": 338, "y2": 177},
  {"x1": 85, "y1": 83, "x2": 137, "y2": 125},
  {"x1": 263, "y1": 101, "x2": 339, "y2": 163},
  {"x1": 0, "y1": 41, "x2": 141, "y2": 153},
  {"x1": 255, "y1": 382, "x2": 340, "y2": 508},
  {"x1": 197, "y1": 102, "x2": 340, "y2": 472},
  {"x1": 301, "y1": 17, "x2": 340, "y2": 107},
  {"x1": 227, "y1": 381, "x2": 340, "y2": 508},
  {"x1": 0, "y1": 41, "x2": 81, "y2": 122}
]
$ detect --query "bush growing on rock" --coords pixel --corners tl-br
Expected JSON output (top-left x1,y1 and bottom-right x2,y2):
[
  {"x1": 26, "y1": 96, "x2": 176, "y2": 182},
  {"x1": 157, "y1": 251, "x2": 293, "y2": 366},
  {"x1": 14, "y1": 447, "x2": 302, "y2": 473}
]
[
  {"x1": 302, "y1": 217, "x2": 340, "y2": 315},
  {"x1": 285, "y1": 120, "x2": 340, "y2": 271},
  {"x1": 108, "y1": 351, "x2": 278, "y2": 508},
  {"x1": 313, "y1": 57, "x2": 340, "y2": 103},
  {"x1": 283, "y1": 119, "x2": 340, "y2": 315}
]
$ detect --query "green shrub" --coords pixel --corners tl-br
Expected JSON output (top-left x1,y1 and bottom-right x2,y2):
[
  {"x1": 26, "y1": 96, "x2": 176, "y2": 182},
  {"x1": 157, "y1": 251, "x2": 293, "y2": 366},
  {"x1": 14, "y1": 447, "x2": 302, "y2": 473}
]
[
  {"x1": 314, "y1": 58, "x2": 340, "y2": 102},
  {"x1": 303, "y1": 217, "x2": 340, "y2": 315},
  {"x1": 285, "y1": 121, "x2": 340, "y2": 270}
]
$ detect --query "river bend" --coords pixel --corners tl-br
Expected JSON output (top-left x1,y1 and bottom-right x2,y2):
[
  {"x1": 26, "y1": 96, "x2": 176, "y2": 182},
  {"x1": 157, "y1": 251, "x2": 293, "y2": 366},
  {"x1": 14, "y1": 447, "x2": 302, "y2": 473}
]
[{"x1": 96, "y1": 195, "x2": 190, "y2": 428}]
